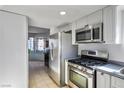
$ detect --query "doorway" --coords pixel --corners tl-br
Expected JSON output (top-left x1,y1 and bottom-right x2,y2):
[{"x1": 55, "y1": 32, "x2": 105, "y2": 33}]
[{"x1": 28, "y1": 26, "x2": 58, "y2": 88}]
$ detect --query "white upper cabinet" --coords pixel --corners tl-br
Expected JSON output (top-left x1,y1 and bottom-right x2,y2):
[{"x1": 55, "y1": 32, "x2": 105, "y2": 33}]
[
  {"x1": 72, "y1": 22, "x2": 78, "y2": 45},
  {"x1": 75, "y1": 17, "x2": 87, "y2": 29},
  {"x1": 103, "y1": 6, "x2": 116, "y2": 44},
  {"x1": 50, "y1": 24, "x2": 72, "y2": 35},
  {"x1": 103, "y1": 5, "x2": 122, "y2": 44},
  {"x1": 75, "y1": 9, "x2": 102, "y2": 29},
  {"x1": 87, "y1": 9, "x2": 103, "y2": 25},
  {"x1": 58, "y1": 24, "x2": 72, "y2": 32},
  {"x1": 71, "y1": 5, "x2": 123, "y2": 44}
]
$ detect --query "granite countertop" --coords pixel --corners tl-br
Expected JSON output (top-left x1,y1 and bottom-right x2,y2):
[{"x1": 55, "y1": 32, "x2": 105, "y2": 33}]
[{"x1": 96, "y1": 61, "x2": 124, "y2": 79}]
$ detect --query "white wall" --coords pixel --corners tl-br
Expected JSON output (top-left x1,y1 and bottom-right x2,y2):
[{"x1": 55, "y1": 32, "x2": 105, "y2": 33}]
[
  {"x1": 78, "y1": 44, "x2": 124, "y2": 62},
  {"x1": 50, "y1": 24, "x2": 72, "y2": 35},
  {"x1": 0, "y1": 10, "x2": 28, "y2": 88}
]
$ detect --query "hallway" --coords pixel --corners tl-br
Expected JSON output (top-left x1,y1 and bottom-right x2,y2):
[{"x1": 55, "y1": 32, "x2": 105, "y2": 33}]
[{"x1": 29, "y1": 61, "x2": 59, "y2": 88}]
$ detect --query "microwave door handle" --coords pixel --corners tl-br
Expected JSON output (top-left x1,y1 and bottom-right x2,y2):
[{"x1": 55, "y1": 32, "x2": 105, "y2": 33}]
[
  {"x1": 98, "y1": 24, "x2": 103, "y2": 41},
  {"x1": 99, "y1": 29, "x2": 102, "y2": 41},
  {"x1": 100, "y1": 25, "x2": 103, "y2": 41},
  {"x1": 91, "y1": 29, "x2": 93, "y2": 41}
]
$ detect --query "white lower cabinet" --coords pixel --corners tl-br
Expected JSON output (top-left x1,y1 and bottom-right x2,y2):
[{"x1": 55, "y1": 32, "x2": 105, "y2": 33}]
[
  {"x1": 97, "y1": 71, "x2": 111, "y2": 88},
  {"x1": 111, "y1": 76, "x2": 124, "y2": 88},
  {"x1": 97, "y1": 71, "x2": 124, "y2": 88}
]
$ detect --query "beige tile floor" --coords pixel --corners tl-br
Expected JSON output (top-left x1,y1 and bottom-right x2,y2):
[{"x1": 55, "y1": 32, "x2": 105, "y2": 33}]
[{"x1": 29, "y1": 61, "x2": 59, "y2": 88}]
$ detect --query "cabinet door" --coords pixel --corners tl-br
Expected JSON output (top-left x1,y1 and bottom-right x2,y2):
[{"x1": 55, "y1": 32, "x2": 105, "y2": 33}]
[
  {"x1": 76, "y1": 17, "x2": 87, "y2": 29},
  {"x1": 72, "y1": 22, "x2": 78, "y2": 45},
  {"x1": 87, "y1": 10, "x2": 102, "y2": 25},
  {"x1": 103, "y1": 6, "x2": 117, "y2": 44},
  {"x1": 97, "y1": 71, "x2": 111, "y2": 88},
  {"x1": 111, "y1": 76, "x2": 124, "y2": 88},
  {"x1": 59, "y1": 24, "x2": 72, "y2": 32}
]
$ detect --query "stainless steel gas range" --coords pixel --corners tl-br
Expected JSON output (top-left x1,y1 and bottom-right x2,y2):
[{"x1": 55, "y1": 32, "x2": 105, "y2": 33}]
[{"x1": 67, "y1": 50, "x2": 109, "y2": 88}]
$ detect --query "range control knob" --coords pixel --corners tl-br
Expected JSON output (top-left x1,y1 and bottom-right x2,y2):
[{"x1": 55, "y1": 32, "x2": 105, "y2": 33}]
[
  {"x1": 81, "y1": 68, "x2": 84, "y2": 72},
  {"x1": 85, "y1": 69, "x2": 87, "y2": 72},
  {"x1": 78, "y1": 66, "x2": 82, "y2": 70},
  {"x1": 83, "y1": 68, "x2": 87, "y2": 72}
]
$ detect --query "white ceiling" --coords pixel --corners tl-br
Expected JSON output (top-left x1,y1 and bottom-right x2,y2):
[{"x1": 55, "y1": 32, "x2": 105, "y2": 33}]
[{"x1": 0, "y1": 5, "x2": 107, "y2": 28}]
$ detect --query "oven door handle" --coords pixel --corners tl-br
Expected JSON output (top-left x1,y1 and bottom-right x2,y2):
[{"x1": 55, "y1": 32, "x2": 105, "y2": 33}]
[{"x1": 70, "y1": 68, "x2": 93, "y2": 79}]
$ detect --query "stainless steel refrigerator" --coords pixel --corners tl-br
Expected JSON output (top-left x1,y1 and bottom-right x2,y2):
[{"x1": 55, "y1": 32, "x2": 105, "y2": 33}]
[{"x1": 48, "y1": 31, "x2": 78, "y2": 87}]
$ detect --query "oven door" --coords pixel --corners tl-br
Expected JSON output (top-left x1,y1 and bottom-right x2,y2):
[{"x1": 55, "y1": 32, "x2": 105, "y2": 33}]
[
  {"x1": 76, "y1": 28, "x2": 92, "y2": 43},
  {"x1": 92, "y1": 23, "x2": 103, "y2": 42},
  {"x1": 69, "y1": 67, "x2": 94, "y2": 88}
]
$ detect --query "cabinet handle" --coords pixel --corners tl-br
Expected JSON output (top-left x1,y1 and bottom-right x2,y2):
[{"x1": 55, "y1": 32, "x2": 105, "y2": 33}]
[{"x1": 101, "y1": 72, "x2": 104, "y2": 75}]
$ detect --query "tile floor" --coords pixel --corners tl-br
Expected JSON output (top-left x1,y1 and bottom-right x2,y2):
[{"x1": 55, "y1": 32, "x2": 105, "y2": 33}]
[{"x1": 29, "y1": 61, "x2": 59, "y2": 88}]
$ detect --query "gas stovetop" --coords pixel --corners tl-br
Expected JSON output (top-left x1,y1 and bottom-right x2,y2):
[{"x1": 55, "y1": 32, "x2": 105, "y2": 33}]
[
  {"x1": 68, "y1": 50, "x2": 108, "y2": 69},
  {"x1": 68, "y1": 58, "x2": 107, "y2": 69}
]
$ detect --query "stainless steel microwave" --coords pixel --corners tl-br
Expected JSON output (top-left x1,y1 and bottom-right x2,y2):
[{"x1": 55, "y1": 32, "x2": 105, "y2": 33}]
[{"x1": 76, "y1": 23, "x2": 103, "y2": 43}]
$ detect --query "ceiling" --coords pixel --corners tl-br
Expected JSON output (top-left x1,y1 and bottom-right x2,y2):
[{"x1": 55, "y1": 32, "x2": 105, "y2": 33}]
[{"x1": 0, "y1": 5, "x2": 107, "y2": 28}]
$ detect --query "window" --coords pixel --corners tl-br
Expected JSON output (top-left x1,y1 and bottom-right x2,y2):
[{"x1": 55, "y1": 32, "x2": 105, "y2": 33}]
[
  {"x1": 28, "y1": 37, "x2": 34, "y2": 51},
  {"x1": 28, "y1": 37, "x2": 45, "y2": 51},
  {"x1": 38, "y1": 38, "x2": 44, "y2": 51}
]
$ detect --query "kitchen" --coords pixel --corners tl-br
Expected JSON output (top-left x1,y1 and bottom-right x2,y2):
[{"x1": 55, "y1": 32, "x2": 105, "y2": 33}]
[
  {"x1": 0, "y1": 5, "x2": 124, "y2": 89},
  {"x1": 50, "y1": 5, "x2": 124, "y2": 88}
]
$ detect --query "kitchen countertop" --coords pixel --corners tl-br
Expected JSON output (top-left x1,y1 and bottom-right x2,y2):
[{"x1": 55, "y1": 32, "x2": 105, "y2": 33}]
[{"x1": 96, "y1": 61, "x2": 124, "y2": 79}]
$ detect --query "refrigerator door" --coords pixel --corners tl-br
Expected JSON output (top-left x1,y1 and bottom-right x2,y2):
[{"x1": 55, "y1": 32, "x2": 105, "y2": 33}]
[
  {"x1": 48, "y1": 32, "x2": 78, "y2": 86},
  {"x1": 49, "y1": 33, "x2": 60, "y2": 85}
]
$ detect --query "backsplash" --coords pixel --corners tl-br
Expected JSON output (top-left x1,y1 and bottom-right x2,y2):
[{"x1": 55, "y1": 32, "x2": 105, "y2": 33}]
[{"x1": 78, "y1": 44, "x2": 124, "y2": 62}]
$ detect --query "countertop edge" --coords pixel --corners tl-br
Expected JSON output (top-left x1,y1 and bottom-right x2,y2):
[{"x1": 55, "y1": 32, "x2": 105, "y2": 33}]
[{"x1": 96, "y1": 68, "x2": 124, "y2": 79}]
